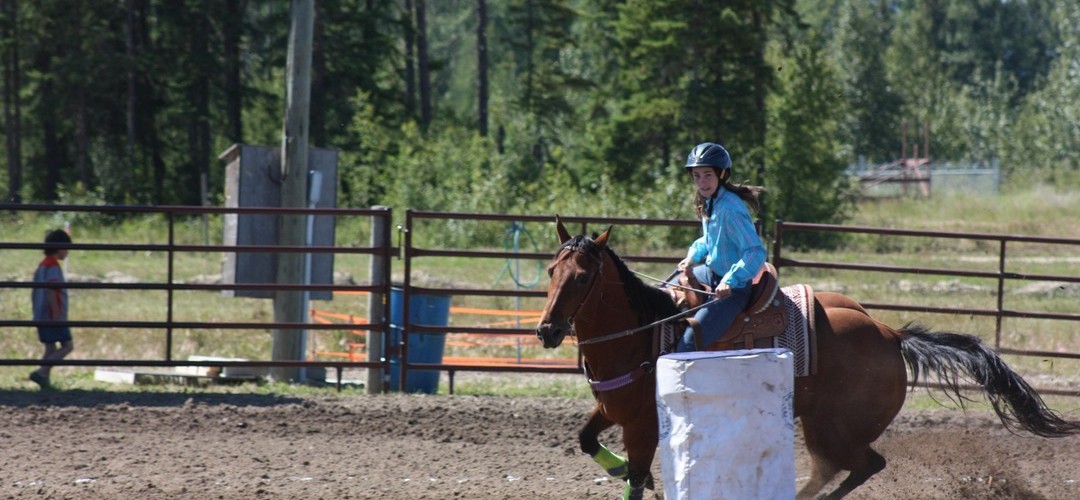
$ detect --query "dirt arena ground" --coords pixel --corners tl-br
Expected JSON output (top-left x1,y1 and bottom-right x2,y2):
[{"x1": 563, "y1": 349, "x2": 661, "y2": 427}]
[{"x1": 2, "y1": 387, "x2": 1079, "y2": 499}]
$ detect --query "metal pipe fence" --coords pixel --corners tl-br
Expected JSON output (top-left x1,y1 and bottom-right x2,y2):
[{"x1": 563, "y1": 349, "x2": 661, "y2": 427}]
[
  {"x1": 0, "y1": 203, "x2": 394, "y2": 391},
  {"x1": 5, "y1": 206, "x2": 1078, "y2": 395},
  {"x1": 772, "y1": 220, "x2": 1080, "y2": 360},
  {"x1": 399, "y1": 210, "x2": 699, "y2": 392}
]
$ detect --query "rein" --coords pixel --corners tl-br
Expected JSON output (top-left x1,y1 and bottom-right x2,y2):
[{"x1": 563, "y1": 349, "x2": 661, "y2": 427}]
[
  {"x1": 576, "y1": 300, "x2": 709, "y2": 346},
  {"x1": 575, "y1": 268, "x2": 711, "y2": 346},
  {"x1": 560, "y1": 247, "x2": 712, "y2": 393},
  {"x1": 631, "y1": 268, "x2": 702, "y2": 294}
]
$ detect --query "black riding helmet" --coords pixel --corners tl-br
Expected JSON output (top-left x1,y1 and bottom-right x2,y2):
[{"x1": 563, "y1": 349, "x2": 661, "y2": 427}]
[{"x1": 685, "y1": 142, "x2": 731, "y2": 171}]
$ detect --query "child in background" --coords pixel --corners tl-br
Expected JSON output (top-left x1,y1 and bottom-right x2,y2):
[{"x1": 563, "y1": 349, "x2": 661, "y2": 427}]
[{"x1": 30, "y1": 229, "x2": 74, "y2": 389}]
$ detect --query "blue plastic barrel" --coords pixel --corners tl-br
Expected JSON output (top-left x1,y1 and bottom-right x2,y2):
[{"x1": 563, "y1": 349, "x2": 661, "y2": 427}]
[{"x1": 388, "y1": 287, "x2": 451, "y2": 393}]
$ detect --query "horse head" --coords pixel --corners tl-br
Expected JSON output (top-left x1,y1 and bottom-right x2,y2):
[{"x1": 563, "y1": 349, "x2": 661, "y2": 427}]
[{"x1": 535, "y1": 216, "x2": 610, "y2": 349}]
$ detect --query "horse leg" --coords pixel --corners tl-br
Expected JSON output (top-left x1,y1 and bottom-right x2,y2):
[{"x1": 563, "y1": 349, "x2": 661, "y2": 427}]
[
  {"x1": 580, "y1": 403, "x2": 655, "y2": 500},
  {"x1": 619, "y1": 416, "x2": 659, "y2": 500},
  {"x1": 820, "y1": 449, "x2": 886, "y2": 500},
  {"x1": 796, "y1": 451, "x2": 840, "y2": 500},
  {"x1": 798, "y1": 418, "x2": 888, "y2": 500},
  {"x1": 579, "y1": 403, "x2": 627, "y2": 478},
  {"x1": 794, "y1": 304, "x2": 905, "y2": 499}
]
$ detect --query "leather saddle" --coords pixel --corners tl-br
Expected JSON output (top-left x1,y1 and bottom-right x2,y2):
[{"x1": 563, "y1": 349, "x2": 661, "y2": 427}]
[{"x1": 677, "y1": 262, "x2": 787, "y2": 351}]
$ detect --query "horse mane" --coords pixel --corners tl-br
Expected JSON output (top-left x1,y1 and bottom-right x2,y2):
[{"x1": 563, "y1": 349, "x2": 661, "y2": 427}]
[{"x1": 562, "y1": 235, "x2": 680, "y2": 326}]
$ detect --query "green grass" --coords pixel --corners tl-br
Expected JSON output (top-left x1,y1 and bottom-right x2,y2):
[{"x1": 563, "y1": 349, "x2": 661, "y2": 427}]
[
  {"x1": 0, "y1": 368, "x2": 372, "y2": 397},
  {"x1": 443, "y1": 372, "x2": 592, "y2": 398},
  {"x1": 2, "y1": 185, "x2": 1079, "y2": 396}
]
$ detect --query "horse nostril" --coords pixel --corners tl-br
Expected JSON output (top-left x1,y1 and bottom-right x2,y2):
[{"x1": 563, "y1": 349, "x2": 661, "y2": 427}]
[{"x1": 536, "y1": 324, "x2": 552, "y2": 342}]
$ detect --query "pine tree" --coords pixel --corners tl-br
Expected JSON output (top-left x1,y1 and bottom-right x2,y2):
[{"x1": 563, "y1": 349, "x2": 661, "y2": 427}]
[{"x1": 766, "y1": 34, "x2": 850, "y2": 244}]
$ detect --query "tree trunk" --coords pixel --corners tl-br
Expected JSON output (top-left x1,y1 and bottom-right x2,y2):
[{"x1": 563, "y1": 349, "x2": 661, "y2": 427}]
[
  {"x1": 415, "y1": 0, "x2": 431, "y2": 130},
  {"x1": 125, "y1": 0, "x2": 138, "y2": 178},
  {"x1": 402, "y1": 0, "x2": 416, "y2": 121},
  {"x1": 35, "y1": 44, "x2": 60, "y2": 201},
  {"x1": 187, "y1": 5, "x2": 211, "y2": 205},
  {"x1": 476, "y1": 0, "x2": 488, "y2": 136},
  {"x1": 524, "y1": 0, "x2": 534, "y2": 125},
  {"x1": 42, "y1": 97, "x2": 60, "y2": 201},
  {"x1": 224, "y1": 0, "x2": 243, "y2": 143},
  {"x1": 75, "y1": 89, "x2": 90, "y2": 185},
  {"x1": 524, "y1": 0, "x2": 540, "y2": 164},
  {"x1": 751, "y1": 5, "x2": 767, "y2": 186},
  {"x1": 133, "y1": 0, "x2": 166, "y2": 203},
  {"x1": 310, "y1": 0, "x2": 325, "y2": 147},
  {"x1": 2, "y1": 0, "x2": 22, "y2": 203}
]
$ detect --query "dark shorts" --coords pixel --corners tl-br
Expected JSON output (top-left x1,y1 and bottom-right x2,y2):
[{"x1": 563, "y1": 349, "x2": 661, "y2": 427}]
[{"x1": 37, "y1": 327, "x2": 73, "y2": 344}]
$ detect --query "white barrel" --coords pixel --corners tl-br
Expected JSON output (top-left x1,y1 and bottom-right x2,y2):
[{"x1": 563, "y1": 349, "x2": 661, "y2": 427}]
[{"x1": 656, "y1": 348, "x2": 795, "y2": 500}]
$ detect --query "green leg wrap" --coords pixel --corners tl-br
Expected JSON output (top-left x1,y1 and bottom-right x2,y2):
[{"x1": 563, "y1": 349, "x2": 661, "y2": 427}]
[
  {"x1": 591, "y1": 444, "x2": 628, "y2": 479},
  {"x1": 621, "y1": 480, "x2": 645, "y2": 500}
]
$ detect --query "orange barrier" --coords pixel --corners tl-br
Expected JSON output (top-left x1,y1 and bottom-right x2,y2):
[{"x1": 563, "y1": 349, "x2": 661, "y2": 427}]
[
  {"x1": 308, "y1": 304, "x2": 572, "y2": 367},
  {"x1": 440, "y1": 356, "x2": 577, "y2": 368},
  {"x1": 450, "y1": 306, "x2": 540, "y2": 317}
]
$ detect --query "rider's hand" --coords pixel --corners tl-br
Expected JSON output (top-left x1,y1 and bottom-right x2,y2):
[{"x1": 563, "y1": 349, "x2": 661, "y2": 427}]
[
  {"x1": 677, "y1": 258, "x2": 693, "y2": 272},
  {"x1": 714, "y1": 284, "x2": 732, "y2": 300}
]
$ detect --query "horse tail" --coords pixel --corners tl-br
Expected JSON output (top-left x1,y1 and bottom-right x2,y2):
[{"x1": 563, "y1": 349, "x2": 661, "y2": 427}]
[{"x1": 898, "y1": 322, "x2": 1080, "y2": 438}]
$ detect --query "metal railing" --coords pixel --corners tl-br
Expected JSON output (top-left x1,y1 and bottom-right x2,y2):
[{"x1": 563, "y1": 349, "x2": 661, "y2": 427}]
[
  {"x1": 772, "y1": 221, "x2": 1080, "y2": 362},
  {"x1": 0, "y1": 203, "x2": 394, "y2": 391},
  {"x1": 399, "y1": 210, "x2": 698, "y2": 392},
  {"x1": 6, "y1": 207, "x2": 1078, "y2": 395}
]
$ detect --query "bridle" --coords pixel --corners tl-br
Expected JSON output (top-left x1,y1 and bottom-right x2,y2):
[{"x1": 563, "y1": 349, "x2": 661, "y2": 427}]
[
  {"x1": 552, "y1": 245, "x2": 710, "y2": 393},
  {"x1": 558, "y1": 246, "x2": 605, "y2": 330}
]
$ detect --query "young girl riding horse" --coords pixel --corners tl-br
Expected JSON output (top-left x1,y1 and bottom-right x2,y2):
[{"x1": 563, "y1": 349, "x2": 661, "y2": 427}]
[{"x1": 676, "y1": 142, "x2": 767, "y2": 352}]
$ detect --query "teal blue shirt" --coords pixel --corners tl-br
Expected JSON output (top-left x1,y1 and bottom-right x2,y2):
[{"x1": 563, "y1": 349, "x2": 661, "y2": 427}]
[{"x1": 685, "y1": 189, "x2": 766, "y2": 288}]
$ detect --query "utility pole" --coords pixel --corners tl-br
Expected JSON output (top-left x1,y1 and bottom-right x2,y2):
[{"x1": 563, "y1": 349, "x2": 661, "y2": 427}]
[{"x1": 272, "y1": 0, "x2": 314, "y2": 382}]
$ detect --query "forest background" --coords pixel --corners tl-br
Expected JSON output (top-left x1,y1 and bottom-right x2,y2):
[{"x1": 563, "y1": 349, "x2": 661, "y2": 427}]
[{"x1": 1, "y1": 0, "x2": 1078, "y2": 237}]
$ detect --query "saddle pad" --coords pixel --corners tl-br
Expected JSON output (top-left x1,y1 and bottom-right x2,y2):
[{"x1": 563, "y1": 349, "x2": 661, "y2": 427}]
[
  {"x1": 658, "y1": 321, "x2": 679, "y2": 357},
  {"x1": 657, "y1": 284, "x2": 815, "y2": 376},
  {"x1": 770, "y1": 284, "x2": 816, "y2": 377}
]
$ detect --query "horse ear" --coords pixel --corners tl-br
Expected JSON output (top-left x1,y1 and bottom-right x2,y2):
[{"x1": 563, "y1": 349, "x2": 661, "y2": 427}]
[
  {"x1": 593, "y1": 225, "x2": 612, "y2": 249},
  {"x1": 555, "y1": 215, "x2": 572, "y2": 243}
]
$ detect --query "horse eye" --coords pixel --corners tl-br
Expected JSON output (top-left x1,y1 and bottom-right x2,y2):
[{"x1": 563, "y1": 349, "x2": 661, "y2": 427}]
[{"x1": 576, "y1": 274, "x2": 589, "y2": 286}]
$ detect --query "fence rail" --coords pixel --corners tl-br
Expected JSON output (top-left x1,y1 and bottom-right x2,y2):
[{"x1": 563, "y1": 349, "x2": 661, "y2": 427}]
[
  {"x1": 773, "y1": 220, "x2": 1080, "y2": 357},
  {"x1": 0, "y1": 203, "x2": 394, "y2": 391},
  {"x1": 397, "y1": 210, "x2": 698, "y2": 392},
  {"x1": 3, "y1": 205, "x2": 1079, "y2": 395}
]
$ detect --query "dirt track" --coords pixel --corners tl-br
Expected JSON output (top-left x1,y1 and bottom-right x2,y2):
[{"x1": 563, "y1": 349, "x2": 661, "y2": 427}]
[{"x1": 2, "y1": 389, "x2": 1079, "y2": 499}]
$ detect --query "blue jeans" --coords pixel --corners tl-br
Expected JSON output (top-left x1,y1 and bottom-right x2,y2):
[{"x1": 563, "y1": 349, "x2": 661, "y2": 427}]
[{"x1": 676, "y1": 265, "x2": 752, "y2": 352}]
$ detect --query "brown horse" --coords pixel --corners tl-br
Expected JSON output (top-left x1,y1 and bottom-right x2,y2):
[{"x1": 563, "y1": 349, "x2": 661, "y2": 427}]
[{"x1": 535, "y1": 221, "x2": 1080, "y2": 500}]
